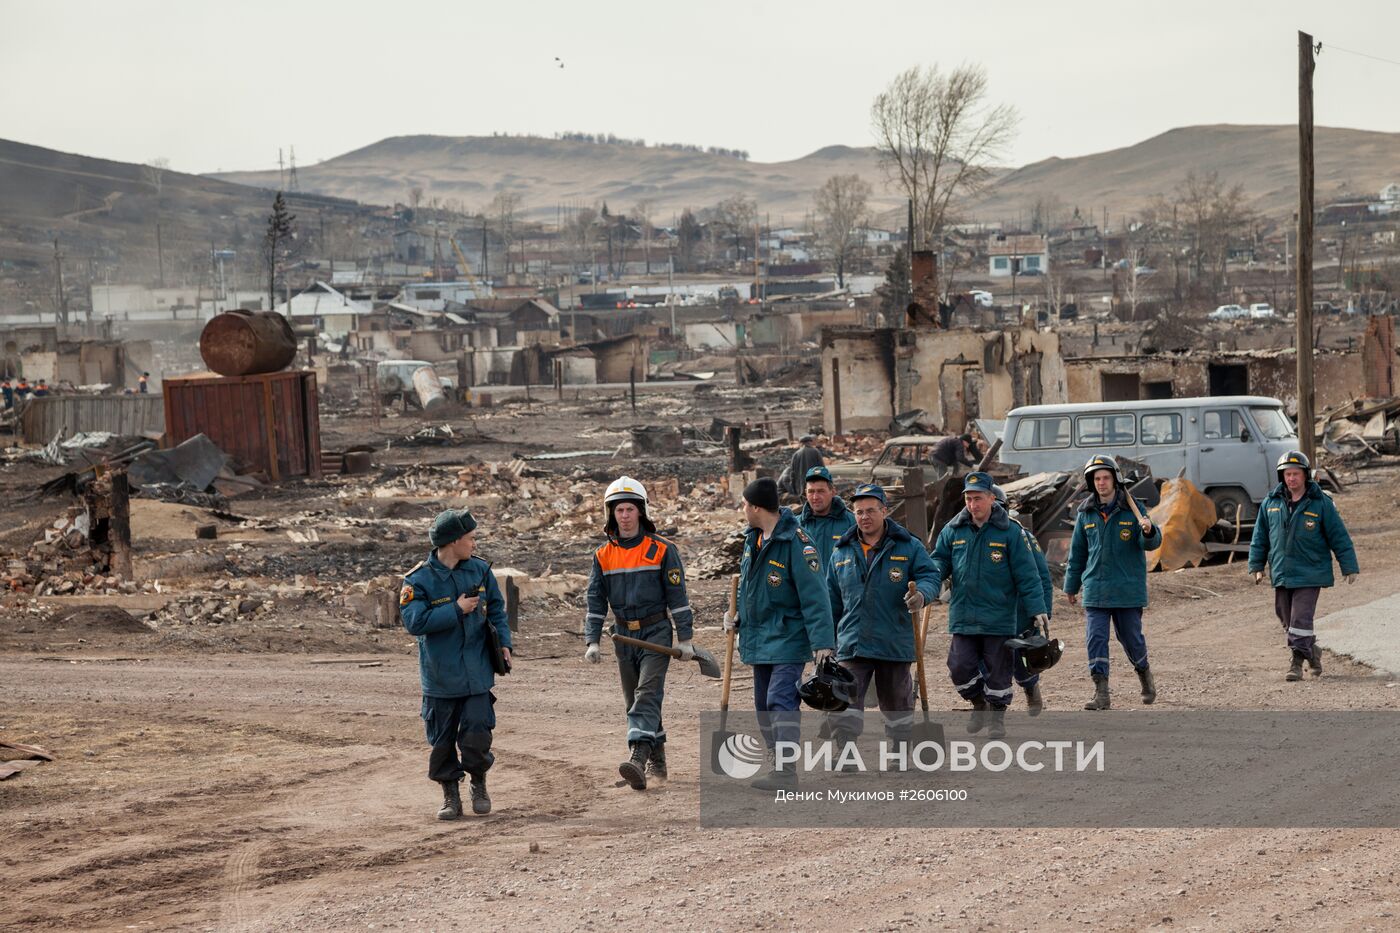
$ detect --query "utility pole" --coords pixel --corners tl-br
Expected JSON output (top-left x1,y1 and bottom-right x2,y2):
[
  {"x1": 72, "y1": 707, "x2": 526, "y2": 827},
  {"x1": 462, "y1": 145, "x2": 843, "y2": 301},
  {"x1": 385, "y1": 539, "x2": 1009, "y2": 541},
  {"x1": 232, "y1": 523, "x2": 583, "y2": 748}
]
[
  {"x1": 1297, "y1": 30, "x2": 1317, "y2": 461},
  {"x1": 53, "y1": 238, "x2": 67, "y2": 326},
  {"x1": 155, "y1": 221, "x2": 165, "y2": 287}
]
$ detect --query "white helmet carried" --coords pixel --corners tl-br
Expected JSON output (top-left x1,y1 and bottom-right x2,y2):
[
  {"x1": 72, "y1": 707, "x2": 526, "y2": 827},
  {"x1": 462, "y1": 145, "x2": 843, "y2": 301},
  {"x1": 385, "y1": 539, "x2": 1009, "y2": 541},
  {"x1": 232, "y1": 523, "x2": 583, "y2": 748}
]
[{"x1": 604, "y1": 476, "x2": 655, "y2": 537}]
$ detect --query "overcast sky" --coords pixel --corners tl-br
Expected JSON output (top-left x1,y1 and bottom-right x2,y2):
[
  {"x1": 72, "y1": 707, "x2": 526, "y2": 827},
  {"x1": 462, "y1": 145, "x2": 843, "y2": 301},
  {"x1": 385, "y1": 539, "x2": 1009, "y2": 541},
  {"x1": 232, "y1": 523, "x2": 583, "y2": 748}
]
[{"x1": 3, "y1": 0, "x2": 1398, "y2": 175}]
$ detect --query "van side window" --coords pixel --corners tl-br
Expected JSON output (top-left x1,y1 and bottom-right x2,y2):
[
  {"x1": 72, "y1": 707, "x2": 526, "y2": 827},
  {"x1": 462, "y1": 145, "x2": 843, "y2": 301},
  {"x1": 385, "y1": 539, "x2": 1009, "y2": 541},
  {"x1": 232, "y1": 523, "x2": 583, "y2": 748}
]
[
  {"x1": 1203, "y1": 409, "x2": 1244, "y2": 440},
  {"x1": 1013, "y1": 416, "x2": 1070, "y2": 449},
  {"x1": 1075, "y1": 414, "x2": 1134, "y2": 446},
  {"x1": 1140, "y1": 413, "x2": 1183, "y2": 445}
]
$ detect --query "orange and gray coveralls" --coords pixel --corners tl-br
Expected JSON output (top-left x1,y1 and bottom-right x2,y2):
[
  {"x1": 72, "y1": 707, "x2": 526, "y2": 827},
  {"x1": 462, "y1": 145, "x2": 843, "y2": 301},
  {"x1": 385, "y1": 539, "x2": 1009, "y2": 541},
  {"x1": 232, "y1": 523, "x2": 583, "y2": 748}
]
[{"x1": 584, "y1": 532, "x2": 693, "y2": 747}]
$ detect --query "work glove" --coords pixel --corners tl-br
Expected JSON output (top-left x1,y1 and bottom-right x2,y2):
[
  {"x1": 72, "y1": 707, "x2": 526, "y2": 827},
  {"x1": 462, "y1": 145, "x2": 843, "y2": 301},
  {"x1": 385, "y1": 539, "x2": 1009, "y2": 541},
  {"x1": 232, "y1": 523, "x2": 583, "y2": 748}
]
[
  {"x1": 904, "y1": 589, "x2": 926, "y2": 612},
  {"x1": 1254, "y1": 571, "x2": 1265, "y2": 585},
  {"x1": 813, "y1": 648, "x2": 834, "y2": 665},
  {"x1": 676, "y1": 639, "x2": 696, "y2": 661},
  {"x1": 1346, "y1": 573, "x2": 1358, "y2": 585},
  {"x1": 583, "y1": 643, "x2": 600, "y2": 664},
  {"x1": 722, "y1": 609, "x2": 738, "y2": 632},
  {"x1": 938, "y1": 581, "x2": 952, "y2": 604},
  {"x1": 1032, "y1": 613, "x2": 1050, "y2": 630},
  {"x1": 1139, "y1": 518, "x2": 1153, "y2": 535}
]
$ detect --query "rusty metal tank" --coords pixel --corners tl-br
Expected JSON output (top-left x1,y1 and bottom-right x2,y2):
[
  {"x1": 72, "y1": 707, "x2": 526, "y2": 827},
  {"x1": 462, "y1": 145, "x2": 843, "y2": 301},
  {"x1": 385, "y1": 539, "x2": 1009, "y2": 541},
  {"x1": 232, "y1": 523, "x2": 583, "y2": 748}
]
[{"x1": 199, "y1": 310, "x2": 298, "y2": 376}]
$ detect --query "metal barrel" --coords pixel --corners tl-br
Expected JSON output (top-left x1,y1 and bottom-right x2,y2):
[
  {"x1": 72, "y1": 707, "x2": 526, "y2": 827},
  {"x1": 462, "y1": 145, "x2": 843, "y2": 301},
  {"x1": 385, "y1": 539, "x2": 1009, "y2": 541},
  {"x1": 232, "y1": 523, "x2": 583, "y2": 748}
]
[
  {"x1": 199, "y1": 310, "x2": 298, "y2": 376},
  {"x1": 411, "y1": 365, "x2": 447, "y2": 413}
]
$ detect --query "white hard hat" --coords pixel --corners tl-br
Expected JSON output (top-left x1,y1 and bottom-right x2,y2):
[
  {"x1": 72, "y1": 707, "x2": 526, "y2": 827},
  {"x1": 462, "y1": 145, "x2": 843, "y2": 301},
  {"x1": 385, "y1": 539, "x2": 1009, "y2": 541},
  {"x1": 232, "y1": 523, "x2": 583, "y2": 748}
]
[{"x1": 604, "y1": 475, "x2": 649, "y2": 507}]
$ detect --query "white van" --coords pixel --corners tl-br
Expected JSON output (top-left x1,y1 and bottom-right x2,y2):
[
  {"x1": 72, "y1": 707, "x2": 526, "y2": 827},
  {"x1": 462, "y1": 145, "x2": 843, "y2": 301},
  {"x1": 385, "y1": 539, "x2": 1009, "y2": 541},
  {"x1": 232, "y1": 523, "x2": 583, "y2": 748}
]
[{"x1": 1000, "y1": 396, "x2": 1300, "y2": 520}]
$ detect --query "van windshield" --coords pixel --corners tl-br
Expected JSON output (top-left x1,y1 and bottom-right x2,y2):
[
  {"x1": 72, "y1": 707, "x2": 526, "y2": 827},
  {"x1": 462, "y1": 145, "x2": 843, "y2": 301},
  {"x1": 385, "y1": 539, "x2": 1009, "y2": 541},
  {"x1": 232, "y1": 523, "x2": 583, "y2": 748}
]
[{"x1": 1250, "y1": 406, "x2": 1297, "y2": 440}]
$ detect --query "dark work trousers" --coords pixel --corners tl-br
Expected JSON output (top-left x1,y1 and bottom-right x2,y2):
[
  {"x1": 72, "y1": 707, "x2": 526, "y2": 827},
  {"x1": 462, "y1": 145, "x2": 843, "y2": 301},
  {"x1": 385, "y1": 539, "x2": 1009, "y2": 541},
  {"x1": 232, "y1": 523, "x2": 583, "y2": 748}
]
[
  {"x1": 614, "y1": 621, "x2": 672, "y2": 746},
  {"x1": 1084, "y1": 607, "x2": 1147, "y2": 678},
  {"x1": 422, "y1": 693, "x2": 496, "y2": 784},
  {"x1": 948, "y1": 634, "x2": 1015, "y2": 710},
  {"x1": 831, "y1": 657, "x2": 915, "y2": 739},
  {"x1": 752, "y1": 662, "x2": 805, "y2": 751},
  {"x1": 1274, "y1": 586, "x2": 1321, "y2": 656},
  {"x1": 980, "y1": 625, "x2": 1041, "y2": 688}
]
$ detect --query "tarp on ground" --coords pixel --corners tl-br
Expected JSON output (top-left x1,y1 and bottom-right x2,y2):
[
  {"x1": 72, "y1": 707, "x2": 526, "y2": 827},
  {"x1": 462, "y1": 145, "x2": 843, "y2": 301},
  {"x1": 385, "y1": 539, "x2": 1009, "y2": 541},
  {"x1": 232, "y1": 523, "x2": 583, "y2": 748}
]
[
  {"x1": 1145, "y1": 477, "x2": 1218, "y2": 571},
  {"x1": 128, "y1": 434, "x2": 227, "y2": 491}
]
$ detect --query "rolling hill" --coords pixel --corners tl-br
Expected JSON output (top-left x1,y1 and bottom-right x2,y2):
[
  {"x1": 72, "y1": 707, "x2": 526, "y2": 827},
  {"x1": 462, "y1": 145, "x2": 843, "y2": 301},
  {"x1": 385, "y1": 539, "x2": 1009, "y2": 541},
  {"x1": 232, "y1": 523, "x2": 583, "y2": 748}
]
[
  {"x1": 214, "y1": 136, "x2": 896, "y2": 223},
  {"x1": 969, "y1": 124, "x2": 1400, "y2": 222},
  {"x1": 213, "y1": 125, "x2": 1400, "y2": 225}
]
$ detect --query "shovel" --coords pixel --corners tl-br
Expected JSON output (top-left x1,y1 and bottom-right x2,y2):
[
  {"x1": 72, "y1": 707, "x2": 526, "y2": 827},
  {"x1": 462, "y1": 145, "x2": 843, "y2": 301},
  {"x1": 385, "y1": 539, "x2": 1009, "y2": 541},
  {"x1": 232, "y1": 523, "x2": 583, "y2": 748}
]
[
  {"x1": 910, "y1": 584, "x2": 945, "y2": 753},
  {"x1": 609, "y1": 632, "x2": 723, "y2": 678},
  {"x1": 711, "y1": 574, "x2": 741, "y2": 775}
]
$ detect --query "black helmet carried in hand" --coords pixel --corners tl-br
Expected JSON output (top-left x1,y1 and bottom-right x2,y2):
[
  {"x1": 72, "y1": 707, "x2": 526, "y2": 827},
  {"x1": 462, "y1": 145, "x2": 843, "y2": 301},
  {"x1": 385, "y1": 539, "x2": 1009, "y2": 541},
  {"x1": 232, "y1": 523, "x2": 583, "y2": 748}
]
[
  {"x1": 798, "y1": 657, "x2": 860, "y2": 712},
  {"x1": 1275, "y1": 450, "x2": 1312, "y2": 483},
  {"x1": 1007, "y1": 622, "x2": 1065, "y2": 675}
]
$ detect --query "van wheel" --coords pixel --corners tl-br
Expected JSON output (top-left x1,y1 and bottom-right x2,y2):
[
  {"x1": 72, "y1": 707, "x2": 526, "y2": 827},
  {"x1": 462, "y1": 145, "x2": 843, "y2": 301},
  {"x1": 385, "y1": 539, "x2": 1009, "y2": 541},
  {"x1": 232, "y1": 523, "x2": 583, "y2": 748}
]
[{"x1": 1207, "y1": 487, "x2": 1254, "y2": 523}]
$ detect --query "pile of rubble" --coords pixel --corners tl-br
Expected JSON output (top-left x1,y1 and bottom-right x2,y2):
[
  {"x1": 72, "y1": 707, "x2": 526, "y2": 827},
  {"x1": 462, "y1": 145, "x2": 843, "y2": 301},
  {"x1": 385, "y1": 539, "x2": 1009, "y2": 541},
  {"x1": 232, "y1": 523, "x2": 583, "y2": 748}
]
[{"x1": 1319, "y1": 397, "x2": 1400, "y2": 465}]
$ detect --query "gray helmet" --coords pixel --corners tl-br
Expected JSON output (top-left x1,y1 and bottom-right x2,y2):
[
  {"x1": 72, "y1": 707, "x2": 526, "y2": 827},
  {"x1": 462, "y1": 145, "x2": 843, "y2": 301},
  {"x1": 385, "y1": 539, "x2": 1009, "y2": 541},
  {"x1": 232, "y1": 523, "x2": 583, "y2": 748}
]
[
  {"x1": 1082, "y1": 453, "x2": 1123, "y2": 487},
  {"x1": 1276, "y1": 450, "x2": 1312, "y2": 483}
]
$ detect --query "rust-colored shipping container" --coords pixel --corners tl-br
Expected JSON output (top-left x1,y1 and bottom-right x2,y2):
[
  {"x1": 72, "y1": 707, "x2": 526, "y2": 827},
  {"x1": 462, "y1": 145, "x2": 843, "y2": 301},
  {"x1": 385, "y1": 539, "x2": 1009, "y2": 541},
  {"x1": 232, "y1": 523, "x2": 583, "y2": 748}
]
[{"x1": 162, "y1": 371, "x2": 322, "y2": 482}]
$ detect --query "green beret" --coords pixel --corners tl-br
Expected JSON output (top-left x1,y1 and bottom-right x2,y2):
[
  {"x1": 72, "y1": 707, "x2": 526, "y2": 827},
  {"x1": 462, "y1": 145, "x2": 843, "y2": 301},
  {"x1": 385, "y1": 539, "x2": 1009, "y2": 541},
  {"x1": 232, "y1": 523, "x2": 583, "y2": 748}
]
[{"x1": 430, "y1": 509, "x2": 477, "y2": 547}]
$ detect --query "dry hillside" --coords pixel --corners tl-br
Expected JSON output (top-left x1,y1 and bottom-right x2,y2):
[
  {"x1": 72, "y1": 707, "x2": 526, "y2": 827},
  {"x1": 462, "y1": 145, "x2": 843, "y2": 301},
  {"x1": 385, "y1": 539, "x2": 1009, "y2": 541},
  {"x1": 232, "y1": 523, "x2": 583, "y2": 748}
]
[
  {"x1": 970, "y1": 124, "x2": 1400, "y2": 222},
  {"x1": 216, "y1": 125, "x2": 1400, "y2": 225},
  {"x1": 214, "y1": 135, "x2": 900, "y2": 223}
]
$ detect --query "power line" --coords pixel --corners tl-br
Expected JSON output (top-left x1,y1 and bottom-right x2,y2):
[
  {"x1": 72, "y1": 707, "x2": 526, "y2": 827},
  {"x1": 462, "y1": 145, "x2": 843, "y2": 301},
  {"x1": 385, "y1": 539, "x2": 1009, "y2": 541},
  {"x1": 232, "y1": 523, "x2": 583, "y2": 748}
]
[{"x1": 1320, "y1": 41, "x2": 1400, "y2": 69}]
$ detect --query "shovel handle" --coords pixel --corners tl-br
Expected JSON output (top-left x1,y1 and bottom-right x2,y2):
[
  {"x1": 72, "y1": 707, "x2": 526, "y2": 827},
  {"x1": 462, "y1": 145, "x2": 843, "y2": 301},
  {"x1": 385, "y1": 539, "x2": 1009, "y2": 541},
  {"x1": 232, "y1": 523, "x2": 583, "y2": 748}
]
[
  {"x1": 915, "y1": 604, "x2": 932, "y2": 713},
  {"x1": 719, "y1": 574, "x2": 740, "y2": 722}
]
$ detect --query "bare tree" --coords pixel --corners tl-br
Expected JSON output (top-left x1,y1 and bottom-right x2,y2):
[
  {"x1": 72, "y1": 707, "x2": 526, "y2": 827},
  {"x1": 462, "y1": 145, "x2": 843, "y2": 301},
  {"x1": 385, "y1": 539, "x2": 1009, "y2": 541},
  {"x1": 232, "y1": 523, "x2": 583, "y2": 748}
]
[
  {"x1": 813, "y1": 174, "x2": 871, "y2": 288},
  {"x1": 142, "y1": 157, "x2": 170, "y2": 198},
  {"x1": 407, "y1": 185, "x2": 424, "y2": 214},
  {"x1": 632, "y1": 199, "x2": 655, "y2": 274},
  {"x1": 1152, "y1": 171, "x2": 1253, "y2": 298},
  {"x1": 1029, "y1": 192, "x2": 1063, "y2": 234},
  {"x1": 1044, "y1": 266, "x2": 1070, "y2": 322},
  {"x1": 569, "y1": 205, "x2": 598, "y2": 277},
  {"x1": 710, "y1": 195, "x2": 757, "y2": 265},
  {"x1": 871, "y1": 63, "x2": 1017, "y2": 249},
  {"x1": 488, "y1": 191, "x2": 521, "y2": 273}
]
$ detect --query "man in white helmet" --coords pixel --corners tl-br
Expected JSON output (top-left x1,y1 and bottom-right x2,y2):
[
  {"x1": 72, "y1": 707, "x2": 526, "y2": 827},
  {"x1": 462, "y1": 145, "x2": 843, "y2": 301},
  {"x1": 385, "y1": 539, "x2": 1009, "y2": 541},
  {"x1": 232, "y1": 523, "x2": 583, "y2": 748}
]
[{"x1": 582, "y1": 476, "x2": 695, "y2": 790}]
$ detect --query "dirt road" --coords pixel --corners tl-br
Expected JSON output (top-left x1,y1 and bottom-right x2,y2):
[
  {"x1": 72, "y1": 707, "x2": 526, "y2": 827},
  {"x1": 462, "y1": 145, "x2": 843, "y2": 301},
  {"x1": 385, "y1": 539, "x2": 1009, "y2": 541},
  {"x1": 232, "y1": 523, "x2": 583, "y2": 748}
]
[{"x1": 4, "y1": 465, "x2": 1400, "y2": 931}]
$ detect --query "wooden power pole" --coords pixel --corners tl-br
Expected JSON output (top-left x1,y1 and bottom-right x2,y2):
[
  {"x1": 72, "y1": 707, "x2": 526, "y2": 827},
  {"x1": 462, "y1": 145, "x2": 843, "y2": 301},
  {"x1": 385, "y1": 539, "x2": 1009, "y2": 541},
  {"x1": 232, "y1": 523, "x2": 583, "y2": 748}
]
[{"x1": 1297, "y1": 31, "x2": 1316, "y2": 461}]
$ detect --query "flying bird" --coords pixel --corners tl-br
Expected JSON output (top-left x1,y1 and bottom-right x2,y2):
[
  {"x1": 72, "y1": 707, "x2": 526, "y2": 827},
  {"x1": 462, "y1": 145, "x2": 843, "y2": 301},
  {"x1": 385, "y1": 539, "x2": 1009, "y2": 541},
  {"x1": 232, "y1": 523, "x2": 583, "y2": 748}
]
[{"x1": 554, "y1": 56, "x2": 564, "y2": 69}]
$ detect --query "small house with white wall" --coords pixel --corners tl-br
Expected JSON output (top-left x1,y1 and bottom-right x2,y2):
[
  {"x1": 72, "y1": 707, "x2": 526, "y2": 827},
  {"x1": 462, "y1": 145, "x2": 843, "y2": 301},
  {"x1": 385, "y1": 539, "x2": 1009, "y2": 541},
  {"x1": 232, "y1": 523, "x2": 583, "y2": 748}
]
[{"x1": 987, "y1": 234, "x2": 1049, "y2": 277}]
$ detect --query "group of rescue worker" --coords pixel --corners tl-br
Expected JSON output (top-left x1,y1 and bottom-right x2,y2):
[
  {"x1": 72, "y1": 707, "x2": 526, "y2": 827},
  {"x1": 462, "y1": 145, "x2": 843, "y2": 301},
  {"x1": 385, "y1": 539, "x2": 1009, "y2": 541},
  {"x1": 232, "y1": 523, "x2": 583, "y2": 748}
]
[
  {"x1": 1, "y1": 378, "x2": 49, "y2": 408},
  {"x1": 400, "y1": 444, "x2": 1359, "y2": 816}
]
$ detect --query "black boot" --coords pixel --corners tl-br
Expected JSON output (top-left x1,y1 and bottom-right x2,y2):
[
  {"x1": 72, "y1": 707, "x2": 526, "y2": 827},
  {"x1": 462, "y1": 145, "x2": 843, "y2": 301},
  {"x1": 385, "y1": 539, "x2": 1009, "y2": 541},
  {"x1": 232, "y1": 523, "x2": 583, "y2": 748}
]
[
  {"x1": 831, "y1": 728, "x2": 862, "y2": 772},
  {"x1": 619, "y1": 741, "x2": 650, "y2": 791},
  {"x1": 1024, "y1": 683, "x2": 1044, "y2": 717},
  {"x1": 468, "y1": 774, "x2": 491, "y2": 815},
  {"x1": 437, "y1": 780, "x2": 463, "y2": 821},
  {"x1": 750, "y1": 761, "x2": 798, "y2": 791},
  {"x1": 1084, "y1": 675, "x2": 1110, "y2": 711},
  {"x1": 1308, "y1": 644, "x2": 1323, "y2": 677},
  {"x1": 967, "y1": 698, "x2": 989, "y2": 733},
  {"x1": 1136, "y1": 665, "x2": 1157, "y2": 705},
  {"x1": 646, "y1": 742, "x2": 668, "y2": 782},
  {"x1": 986, "y1": 707, "x2": 1007, "y2": 739},
  {"x1": 1286, "y1": 651, "x2": 1305, "y2": 682}
]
